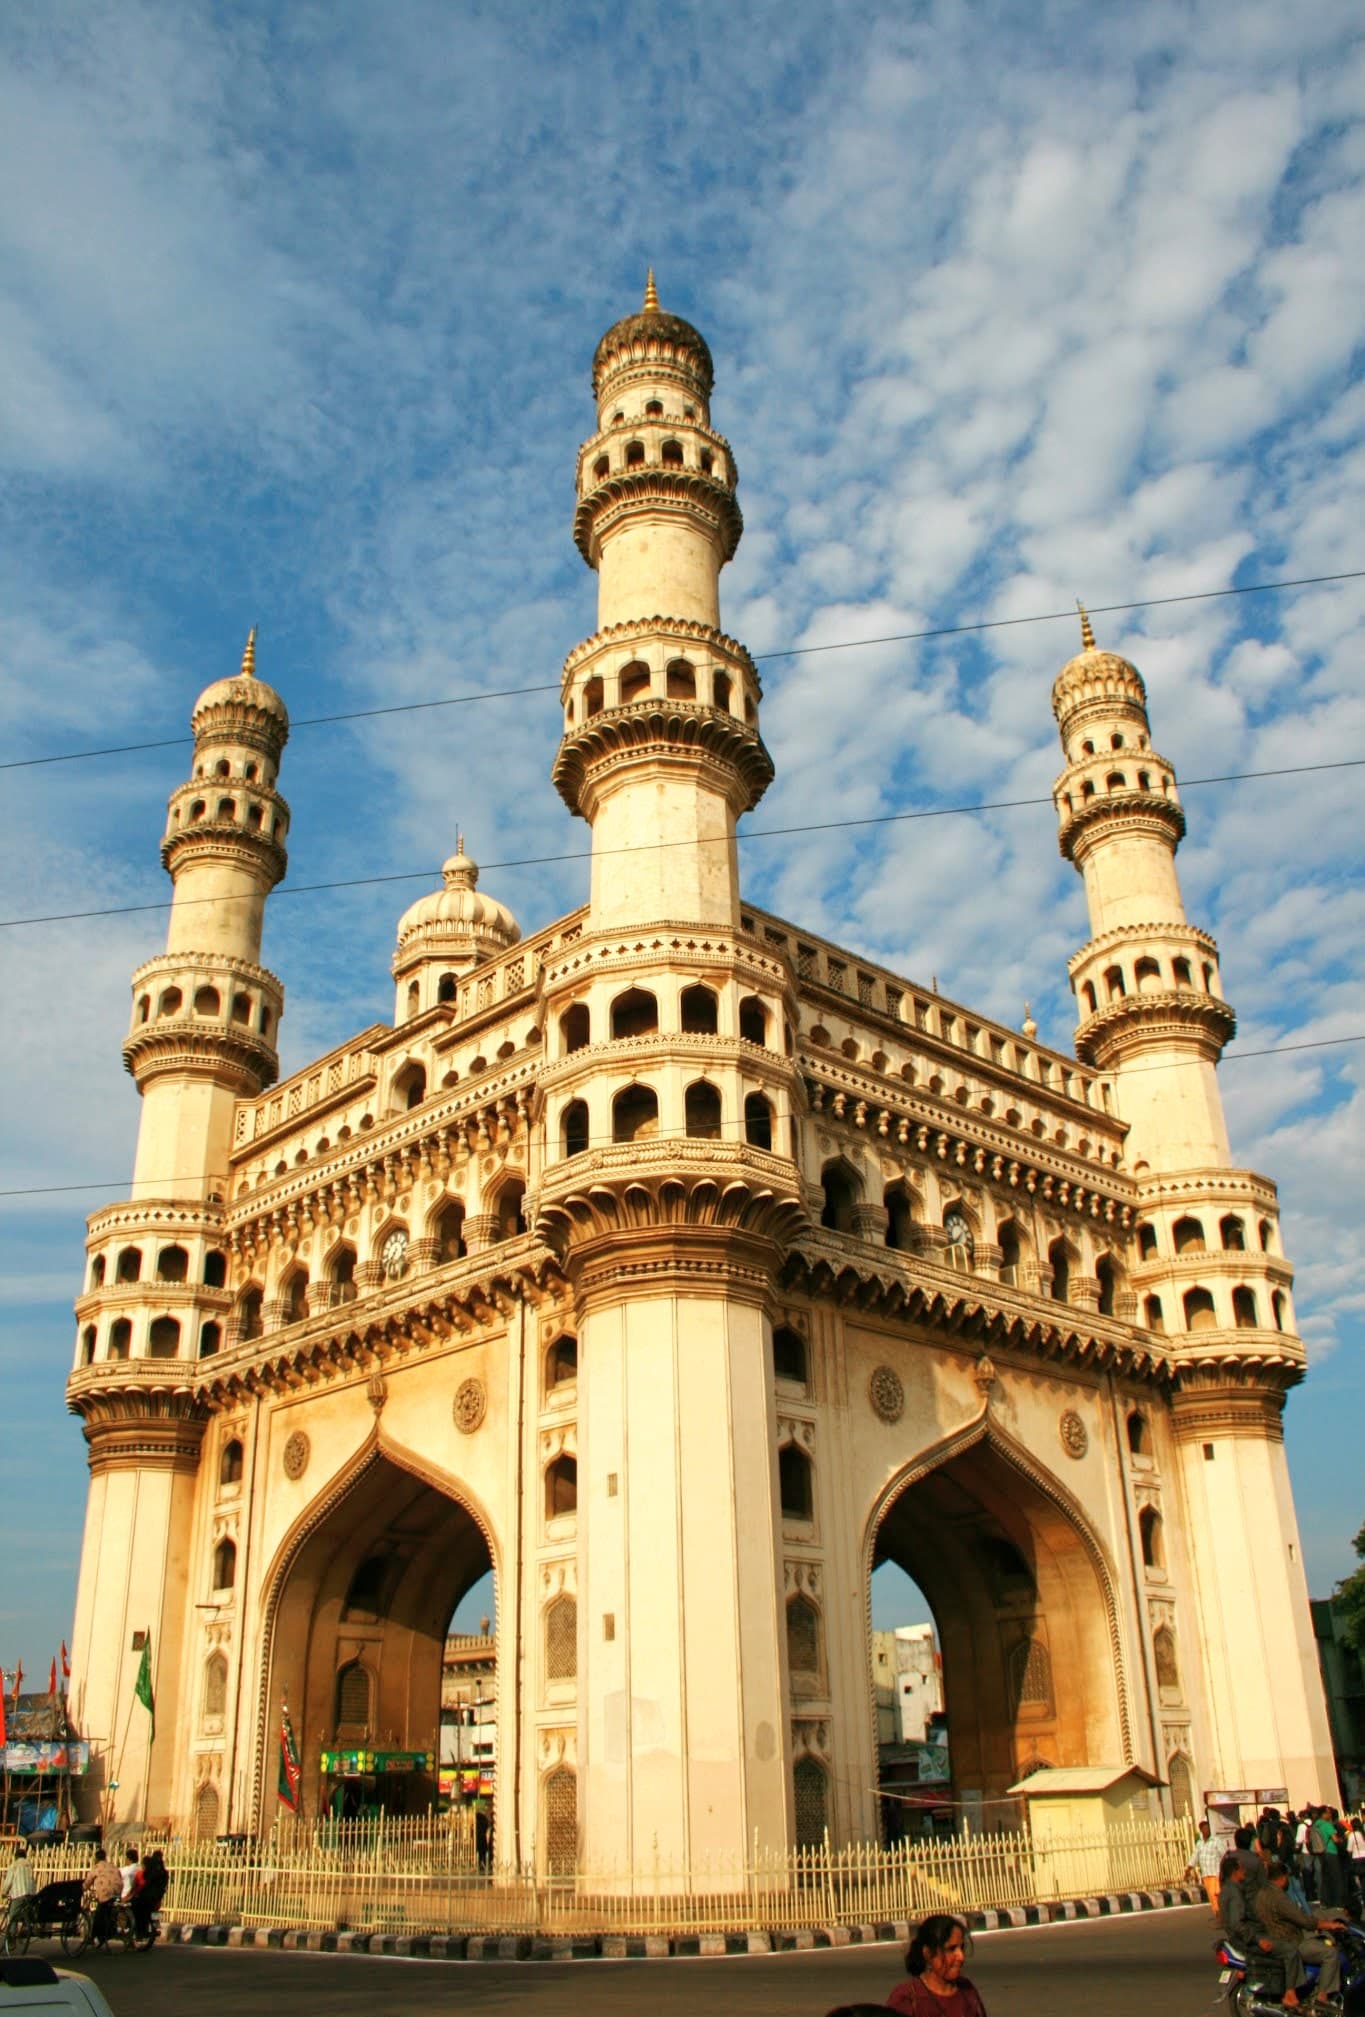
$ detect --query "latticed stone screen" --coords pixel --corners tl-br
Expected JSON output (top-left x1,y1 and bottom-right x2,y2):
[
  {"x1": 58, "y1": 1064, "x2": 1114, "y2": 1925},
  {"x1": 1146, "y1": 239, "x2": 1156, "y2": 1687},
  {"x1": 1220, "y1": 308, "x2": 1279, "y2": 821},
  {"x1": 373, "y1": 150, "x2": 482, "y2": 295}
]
[
  {"x1": 193, "y1": 1781, "x2": 220, "y2": 1841},
  {"x1": 336, "y1": 1660, "x2": 371, "y2": 1727},
  {"x1": 1011, "y1": 1636, "x2": 1052, "y2": 1711},
  {"x1": 545, "y1": 1596, "x2": 577, "y2": 1680},
  {"x1": 203, "y1": 1655, "x2": 227, "y2": 1718},
  {"x1": 793, "y1": 1756, "x2": 828, "y2": 1848},
  {"x1": 543, "y1": 1765, "x2": 577, "y2": 1873},
  {"x1": 786, "y1": 1596, "x2": 821, "y2": 1677}
]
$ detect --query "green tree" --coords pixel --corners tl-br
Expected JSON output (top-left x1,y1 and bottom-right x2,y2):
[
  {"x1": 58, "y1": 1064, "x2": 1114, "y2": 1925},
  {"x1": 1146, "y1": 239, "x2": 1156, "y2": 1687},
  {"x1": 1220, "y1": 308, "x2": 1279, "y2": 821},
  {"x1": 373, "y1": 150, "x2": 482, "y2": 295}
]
[{"x1": 1336, "y1": 1522, "x2": 1365, "y2": 1650}]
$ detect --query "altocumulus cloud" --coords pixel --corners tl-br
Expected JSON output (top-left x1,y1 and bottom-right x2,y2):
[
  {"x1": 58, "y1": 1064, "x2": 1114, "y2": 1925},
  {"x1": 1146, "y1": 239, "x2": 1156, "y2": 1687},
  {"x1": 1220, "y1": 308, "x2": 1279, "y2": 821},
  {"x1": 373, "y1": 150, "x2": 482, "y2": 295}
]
[{"x1": 0, "y1": 0, "x2": 1362, "y2": 1668}]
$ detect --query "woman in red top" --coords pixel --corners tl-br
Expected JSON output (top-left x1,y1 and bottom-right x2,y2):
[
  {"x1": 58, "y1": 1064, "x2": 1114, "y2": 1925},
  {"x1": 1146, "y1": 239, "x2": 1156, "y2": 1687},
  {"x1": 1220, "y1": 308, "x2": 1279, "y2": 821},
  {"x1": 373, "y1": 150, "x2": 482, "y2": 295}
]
[{"x1": 886, "y1": 1915, "x2": 988, "y2": 2016}]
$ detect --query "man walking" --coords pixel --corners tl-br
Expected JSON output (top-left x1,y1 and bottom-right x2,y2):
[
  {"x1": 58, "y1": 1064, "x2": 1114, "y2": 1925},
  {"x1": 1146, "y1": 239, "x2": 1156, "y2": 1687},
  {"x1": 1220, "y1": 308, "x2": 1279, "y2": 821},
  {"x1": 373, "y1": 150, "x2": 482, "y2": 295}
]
[{"x1": 1190, "y1": 1818, "x2": 1225, "y2": 1918}]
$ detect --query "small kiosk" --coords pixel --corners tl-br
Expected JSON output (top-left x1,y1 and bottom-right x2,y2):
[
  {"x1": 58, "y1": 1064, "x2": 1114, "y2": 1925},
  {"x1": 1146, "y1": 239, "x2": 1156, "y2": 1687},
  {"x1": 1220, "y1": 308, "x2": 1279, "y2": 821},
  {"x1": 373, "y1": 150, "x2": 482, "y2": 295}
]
[
  {"x1": 1008, "y1": 1765, "x2": 1165, "y2": 1898},
  {"x1": 319, "y1": 1747, "x2": 434, "y2": 1820}
]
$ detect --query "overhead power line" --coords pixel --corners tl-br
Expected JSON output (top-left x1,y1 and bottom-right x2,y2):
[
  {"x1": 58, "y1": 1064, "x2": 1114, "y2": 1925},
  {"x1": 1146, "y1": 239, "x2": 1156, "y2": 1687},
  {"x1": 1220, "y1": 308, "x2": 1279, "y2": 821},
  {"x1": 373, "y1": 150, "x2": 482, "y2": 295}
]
[
  {"x1": 2, "y1": 567, "x2": 1361, "y2": 775},
  {"x1": 1, "y1": 1032, "x2": 1359, "y2": 1202},
  {"x1": 1, "y1": 753, "x2": 1360, "y2": 932}
]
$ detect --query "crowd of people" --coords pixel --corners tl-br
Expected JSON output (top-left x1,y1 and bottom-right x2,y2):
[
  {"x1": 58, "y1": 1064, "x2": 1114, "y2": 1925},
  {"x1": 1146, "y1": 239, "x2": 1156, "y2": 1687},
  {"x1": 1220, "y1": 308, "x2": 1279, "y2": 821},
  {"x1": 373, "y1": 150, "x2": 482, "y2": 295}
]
[{"x1": 1191, "y1": 1804, "x2": 1365, "y2": 2010}]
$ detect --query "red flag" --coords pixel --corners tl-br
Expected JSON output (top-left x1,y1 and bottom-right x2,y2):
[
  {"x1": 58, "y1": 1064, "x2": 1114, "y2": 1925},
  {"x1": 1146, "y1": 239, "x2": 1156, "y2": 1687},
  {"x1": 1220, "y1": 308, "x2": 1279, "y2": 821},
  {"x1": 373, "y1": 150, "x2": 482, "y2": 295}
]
[
  {"x1": 277, "y1": 1698, "x2": 301, "y2": 1812},
  {"x1": 0, "y1": 1677, "x2": 7, "y2": 1748},
  {"x1": 11, "y1": 1661, "x2": 22, "y2": 1705},
  {"x1": 61, "y1": 1642, "x2": 70, "y2": 1681},
  {"x1": 48, "y1": 1657, "x2": 57, "y2": 1698}
]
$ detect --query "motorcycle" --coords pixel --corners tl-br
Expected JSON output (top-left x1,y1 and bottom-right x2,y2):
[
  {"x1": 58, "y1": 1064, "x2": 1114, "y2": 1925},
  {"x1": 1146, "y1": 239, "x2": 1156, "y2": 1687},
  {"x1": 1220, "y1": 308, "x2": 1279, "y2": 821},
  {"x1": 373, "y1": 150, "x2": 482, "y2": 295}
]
[{"x1": 1216, "y1": 1916, "x2": 1365, "y2": 2015}]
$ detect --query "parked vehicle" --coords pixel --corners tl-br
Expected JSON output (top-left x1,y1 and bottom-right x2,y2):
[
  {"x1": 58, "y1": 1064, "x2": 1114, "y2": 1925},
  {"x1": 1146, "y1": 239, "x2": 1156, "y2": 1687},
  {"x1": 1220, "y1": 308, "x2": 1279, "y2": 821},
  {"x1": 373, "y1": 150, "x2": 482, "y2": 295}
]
[{"x1": 0, "y1": 1957, "x2": 116, "y2": 2015}]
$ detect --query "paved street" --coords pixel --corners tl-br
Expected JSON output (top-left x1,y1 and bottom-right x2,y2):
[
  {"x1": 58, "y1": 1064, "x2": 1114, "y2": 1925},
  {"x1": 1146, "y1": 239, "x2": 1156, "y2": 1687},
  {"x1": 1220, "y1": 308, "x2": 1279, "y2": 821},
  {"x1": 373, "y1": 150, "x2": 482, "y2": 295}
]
[{"x1": 51, "y1": 1904, "x2": 1218, "y2": 2015}]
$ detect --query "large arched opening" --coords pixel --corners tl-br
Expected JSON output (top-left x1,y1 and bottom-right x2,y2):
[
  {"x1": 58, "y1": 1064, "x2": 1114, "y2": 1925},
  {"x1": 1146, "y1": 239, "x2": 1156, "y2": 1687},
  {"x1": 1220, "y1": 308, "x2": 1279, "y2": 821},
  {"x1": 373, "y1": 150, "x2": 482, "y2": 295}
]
[
  {"x1": 263, "y1": 1446, "x2": 498, "y2": 1836},
  {"x1": 867, "y1": 1427, "x2": 1126, "y2": 1840}
]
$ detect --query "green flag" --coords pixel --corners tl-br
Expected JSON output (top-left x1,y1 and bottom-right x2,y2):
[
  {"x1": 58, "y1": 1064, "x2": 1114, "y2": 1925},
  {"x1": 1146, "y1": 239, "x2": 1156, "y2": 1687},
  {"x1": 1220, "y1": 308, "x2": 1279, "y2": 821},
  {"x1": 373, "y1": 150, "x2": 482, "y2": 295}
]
[{"x1": 133, "y1": 1636, "x2": 155, "y2": 1740}]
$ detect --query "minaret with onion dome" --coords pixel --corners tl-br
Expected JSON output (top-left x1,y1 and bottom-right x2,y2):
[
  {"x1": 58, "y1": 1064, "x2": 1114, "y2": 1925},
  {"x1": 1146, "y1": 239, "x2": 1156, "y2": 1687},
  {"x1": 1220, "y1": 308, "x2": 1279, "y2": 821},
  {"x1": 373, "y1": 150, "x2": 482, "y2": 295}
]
[
  {"x1": 535, "y1": 279, "x2": 803, "y2": 1875},
  {"x1": 1052, "y1": 608, "x2": 1330, "y2": 1802},
  {"x1": 66, "y1": 628, "x2": 292, "y2": 1829},
  {"x1": 1052, "y1": 605, "x2": 1235, "y2": 1175},
  {"x1": 553, "y1": 269, "x2": 772, "y2": 929}
]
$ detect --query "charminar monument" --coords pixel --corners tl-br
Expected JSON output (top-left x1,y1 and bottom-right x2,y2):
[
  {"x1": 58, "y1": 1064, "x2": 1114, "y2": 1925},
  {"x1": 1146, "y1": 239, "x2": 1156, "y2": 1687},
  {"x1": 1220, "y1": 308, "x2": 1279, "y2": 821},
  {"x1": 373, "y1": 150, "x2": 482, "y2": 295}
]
[{"x1": 65, "y1": 277, "x2": 1334, "y2": 1868}]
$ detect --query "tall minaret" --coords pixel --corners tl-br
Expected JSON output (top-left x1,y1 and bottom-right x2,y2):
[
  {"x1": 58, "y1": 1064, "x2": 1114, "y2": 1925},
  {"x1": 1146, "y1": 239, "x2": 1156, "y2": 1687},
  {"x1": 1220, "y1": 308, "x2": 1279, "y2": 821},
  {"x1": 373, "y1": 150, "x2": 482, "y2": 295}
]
[
  {"x1": 535, "y1": 281, "x2": 803, "y2": 1874},
  {"x1": 125, "y1": 628, "x2": 290, "y2": 1198},
  {"x1": 552, "y1": 269, "x2": 772, "y2": 927},
  {"x1": 66, "y1": 633, "x2": 290, "y2": 1825},
  {"x1": 1052, "y1": 613, "x2": 1334, "y2": 1805}
]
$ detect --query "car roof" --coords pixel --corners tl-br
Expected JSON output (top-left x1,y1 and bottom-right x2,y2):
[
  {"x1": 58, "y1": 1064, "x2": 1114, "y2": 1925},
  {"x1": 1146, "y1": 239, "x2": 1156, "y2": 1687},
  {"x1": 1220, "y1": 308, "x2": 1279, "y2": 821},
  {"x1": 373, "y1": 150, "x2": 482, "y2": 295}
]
[{"x1": 0, "y1": 1959, "x2": 116, "y2": 2016}]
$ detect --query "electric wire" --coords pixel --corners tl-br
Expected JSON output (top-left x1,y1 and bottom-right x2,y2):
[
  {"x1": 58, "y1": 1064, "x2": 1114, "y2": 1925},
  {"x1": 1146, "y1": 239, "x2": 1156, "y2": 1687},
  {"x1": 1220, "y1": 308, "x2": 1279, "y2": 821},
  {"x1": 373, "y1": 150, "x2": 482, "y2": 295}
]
[
  {"x1": 2, "y1": 1032, "x2": 1359, "y2": 1201},
  {"x1": 1, "y1": 754, "x2": 1360, "y2": 932},
  {"x1": 2, "y1": 567, "x2": 1361, "y2": 775}
]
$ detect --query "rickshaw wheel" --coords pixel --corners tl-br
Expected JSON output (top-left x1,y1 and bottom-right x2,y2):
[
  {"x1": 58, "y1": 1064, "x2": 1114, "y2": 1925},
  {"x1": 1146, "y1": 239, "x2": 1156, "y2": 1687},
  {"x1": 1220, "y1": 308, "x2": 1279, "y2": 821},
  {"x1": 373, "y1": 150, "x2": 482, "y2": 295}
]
[{"x1": 61, "y1": 1908, "x2": 92, "y2": 1957}]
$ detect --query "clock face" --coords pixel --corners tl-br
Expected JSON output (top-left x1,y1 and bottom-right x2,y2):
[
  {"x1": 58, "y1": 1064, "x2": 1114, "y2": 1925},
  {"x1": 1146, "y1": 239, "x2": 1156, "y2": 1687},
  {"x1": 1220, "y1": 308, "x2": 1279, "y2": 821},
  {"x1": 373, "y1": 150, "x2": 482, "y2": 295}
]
[
  {"x1": 944, "y1": 1210, "x2": 971, "y2": 1248},
  {"x1": 381, "y1": 1228, "x2": 409, "y2": 1278}
]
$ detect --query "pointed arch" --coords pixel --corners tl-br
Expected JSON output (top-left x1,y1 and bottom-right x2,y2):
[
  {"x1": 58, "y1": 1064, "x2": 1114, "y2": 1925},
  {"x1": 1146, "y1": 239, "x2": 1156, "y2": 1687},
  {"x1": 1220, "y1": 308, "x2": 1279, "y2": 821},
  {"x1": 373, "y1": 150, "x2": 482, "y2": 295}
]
[
  {"x1": 862, "y1": 1405, "x2": 1134, "y2": 1777},
  {"x1": 253, "y1": 1428, "x2": 501, "y2": 1829}
]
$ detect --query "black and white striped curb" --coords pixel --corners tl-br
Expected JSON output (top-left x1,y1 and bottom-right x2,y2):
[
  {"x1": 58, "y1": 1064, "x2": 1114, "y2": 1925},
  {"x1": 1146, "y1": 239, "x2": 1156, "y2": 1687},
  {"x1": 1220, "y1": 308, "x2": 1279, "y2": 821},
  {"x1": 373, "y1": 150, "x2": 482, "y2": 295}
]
[{"x1": 152, "y1": 1883, "x2": 1201, "y2": 1960}]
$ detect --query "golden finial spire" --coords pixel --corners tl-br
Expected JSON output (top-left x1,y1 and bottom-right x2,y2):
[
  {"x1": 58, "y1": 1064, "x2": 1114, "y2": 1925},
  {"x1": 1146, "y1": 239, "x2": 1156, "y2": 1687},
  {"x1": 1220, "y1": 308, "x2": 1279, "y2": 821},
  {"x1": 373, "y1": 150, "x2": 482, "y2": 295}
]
[
  {"x1": 643, "y1": 267, "x2": 659, "y2": 312},
  {"x1": 1076, "y1": 601, "x2": 1096, "y2": 651},
  {"x1": 240, "y1": 626, "x2": 257, "y2": 678}
]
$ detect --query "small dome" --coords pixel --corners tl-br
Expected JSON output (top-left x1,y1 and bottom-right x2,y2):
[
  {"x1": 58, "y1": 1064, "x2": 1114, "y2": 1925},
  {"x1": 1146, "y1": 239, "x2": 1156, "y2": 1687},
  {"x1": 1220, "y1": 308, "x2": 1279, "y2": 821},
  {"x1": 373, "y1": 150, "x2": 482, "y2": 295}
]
[
  {"x1": 192, "y1": 630, "x2": 289, "y2": 738},
  {"x1": 592, "y1": 271, "x2": 714, "y2": 399},
  {"x1": 394, "y1": 838, "x2": 521, "y2": 958},
  {"x1": 1051, "y1": 605, "x2": 1146, "y2": 721}
]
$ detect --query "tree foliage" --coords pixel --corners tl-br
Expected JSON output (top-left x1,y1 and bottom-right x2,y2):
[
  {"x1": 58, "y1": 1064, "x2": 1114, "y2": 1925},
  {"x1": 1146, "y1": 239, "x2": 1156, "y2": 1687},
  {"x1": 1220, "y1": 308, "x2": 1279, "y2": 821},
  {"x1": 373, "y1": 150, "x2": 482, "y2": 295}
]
[{"x1": 1335, "y1": 1522, "x2": 1365, "y2": 1651}]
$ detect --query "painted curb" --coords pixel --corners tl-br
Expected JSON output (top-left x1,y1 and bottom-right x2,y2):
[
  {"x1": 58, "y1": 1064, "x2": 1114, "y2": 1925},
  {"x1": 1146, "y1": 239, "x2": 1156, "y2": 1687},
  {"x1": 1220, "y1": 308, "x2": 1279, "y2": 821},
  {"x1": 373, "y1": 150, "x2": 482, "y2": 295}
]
[{"x1": 153, "y1": 1884, "x2": 1202, "y2": 1960}]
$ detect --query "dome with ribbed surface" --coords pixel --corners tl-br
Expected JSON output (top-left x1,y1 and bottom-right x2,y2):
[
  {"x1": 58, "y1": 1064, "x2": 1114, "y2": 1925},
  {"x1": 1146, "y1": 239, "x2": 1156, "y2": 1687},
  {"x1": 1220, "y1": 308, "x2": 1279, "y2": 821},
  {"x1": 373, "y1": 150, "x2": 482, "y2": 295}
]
[
  {"x1": 192, "y1": 629, "x2": 290, "y2": 738},
  {"x1": 394, "y1": 839, "x2": 520, "y2": 958},
  {"x1": 592, "y1": 270, "x2": 714, "y2": 398}
]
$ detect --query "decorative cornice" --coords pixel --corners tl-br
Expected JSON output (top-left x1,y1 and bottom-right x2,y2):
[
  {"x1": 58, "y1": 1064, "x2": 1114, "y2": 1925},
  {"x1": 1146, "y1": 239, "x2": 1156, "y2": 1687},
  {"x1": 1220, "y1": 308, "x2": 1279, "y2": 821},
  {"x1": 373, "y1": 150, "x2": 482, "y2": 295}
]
[
  {"x1": 67, "y1": 1377, "x2": 211, "y2": 1473},
  {"x1": 574, "y1": 467, "x2": 742, "y2": 567},
  {"x1": 552, "y1": 699, "x2": 773, "y2": 816},
  {"x1": 784, "y1": 1231, "x2": 1167, "y2": 1383},
  {"x1": 1068, "y1": 921, "x2": 1219, "y2": 975},
  {"x1": 1168, "y1": 1365, "x2": 1293, "y2": 1439},
  {"x1": 801, "y1": 1061, "x2": 1132, "y2": 1217},
  {"x1": 1057, "y1": 791, "x2": 1185, "y2": 862},
  {"x1": 123, "y1": 1023, "x2": 279, "y2": 1094},
  {"x1": 1074, "y1": 991, "x2": 1236, "y2": 1069},
  {"x1": 161, "y1": 820, "x2": 287, "y2": 885}
]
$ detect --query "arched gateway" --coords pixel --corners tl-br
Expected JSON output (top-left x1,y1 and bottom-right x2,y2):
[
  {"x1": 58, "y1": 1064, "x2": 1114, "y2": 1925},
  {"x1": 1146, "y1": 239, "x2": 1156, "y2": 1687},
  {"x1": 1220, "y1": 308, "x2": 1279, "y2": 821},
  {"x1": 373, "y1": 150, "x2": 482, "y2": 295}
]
[
  {"x1": 66, "y1": 279, "x2": 1334, "y2": 1869},
  {"x1": 866, "y1": 1414, "x2": 1130, "y2": 1823},
  {"x1": 258, "y1": 1440, "x2": 496, "y2": 1826}
]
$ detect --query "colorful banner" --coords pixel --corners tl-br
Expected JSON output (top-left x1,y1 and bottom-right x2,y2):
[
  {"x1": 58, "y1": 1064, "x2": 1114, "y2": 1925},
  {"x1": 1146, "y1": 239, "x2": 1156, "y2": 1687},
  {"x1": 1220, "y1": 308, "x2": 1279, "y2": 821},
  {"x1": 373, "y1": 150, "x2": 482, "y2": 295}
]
[
  {"x1": 320, "y1": 1749, "x2": 431, "y2": 1775},
  {"x1": 1, "y1": 1740, "x2": 91, "y2": 1776}
]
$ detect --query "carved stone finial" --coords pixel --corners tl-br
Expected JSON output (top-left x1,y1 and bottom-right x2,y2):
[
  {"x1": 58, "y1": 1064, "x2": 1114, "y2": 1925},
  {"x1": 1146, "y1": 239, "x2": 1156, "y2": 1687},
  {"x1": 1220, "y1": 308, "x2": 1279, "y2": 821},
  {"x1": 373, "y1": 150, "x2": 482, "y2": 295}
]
[
  {"x1": 643, "y1": 267, "x2": 659, "y2": 312},
  {"x1": 367, "y1": 1370, "x2": 387, "y2": 1415},
  {"x1": 1021, "y1": 1002, "x2": 1038, "y2": 1039},
  {"x1": 1077, "y1": 601, "x2": 1096, "y2": 651},
  {"x1": 241, "y1": 626, "x2": 257, "y2": 678},
  {"x1": 974, "y1": 1353, "x2": 997, "y2": 1402}
]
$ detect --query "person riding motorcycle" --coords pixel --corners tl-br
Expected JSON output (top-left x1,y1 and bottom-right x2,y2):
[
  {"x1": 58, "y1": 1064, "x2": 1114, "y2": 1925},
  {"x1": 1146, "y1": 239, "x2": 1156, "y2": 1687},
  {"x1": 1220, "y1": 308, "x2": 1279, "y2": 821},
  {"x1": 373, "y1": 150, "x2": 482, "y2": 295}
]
[
  {"x1": 1219, "y1": 1852, "x2": 1307, "y2": 2010},
  {"x1": 1255, "y1": 1858, "x2": 1348, "y2": 2011}
]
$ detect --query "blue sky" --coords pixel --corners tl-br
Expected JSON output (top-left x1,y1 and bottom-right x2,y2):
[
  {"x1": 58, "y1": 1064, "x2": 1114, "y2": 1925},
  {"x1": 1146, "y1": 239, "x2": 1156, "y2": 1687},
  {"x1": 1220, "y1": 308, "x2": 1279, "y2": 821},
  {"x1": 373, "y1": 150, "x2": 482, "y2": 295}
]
[{"x1": 1, "y1": 0, "x2": 1362, "y2": 1672}]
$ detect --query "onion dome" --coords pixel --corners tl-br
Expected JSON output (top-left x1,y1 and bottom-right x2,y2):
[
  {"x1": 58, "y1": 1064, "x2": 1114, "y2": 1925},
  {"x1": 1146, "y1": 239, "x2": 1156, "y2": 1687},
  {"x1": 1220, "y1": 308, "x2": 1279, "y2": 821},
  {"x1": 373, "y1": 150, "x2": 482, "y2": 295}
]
[
  {"x1": 592, "y1": 269, "x2": 714, "y2": 400},
  {"x1": 393, "y1": 837, "x2": 521, "y2": 967},
  {"x1": 1051, "y1": 603, "x2": 1147, "y2": 732},
  {"x1": 191, "y1": 629, "x2": 290, "y2": 746}
]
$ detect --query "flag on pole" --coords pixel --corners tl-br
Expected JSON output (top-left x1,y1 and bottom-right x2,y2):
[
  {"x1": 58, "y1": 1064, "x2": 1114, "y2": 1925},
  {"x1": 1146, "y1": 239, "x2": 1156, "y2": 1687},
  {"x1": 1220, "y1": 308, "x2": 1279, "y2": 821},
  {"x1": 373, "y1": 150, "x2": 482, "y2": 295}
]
[
  {"x1": 48, "y1": 1657, "x2": 57, "y2": 1699},
  {"x1": 277, "y1": 1697, "x2": 301, "y2": 1812},
  {"x1": 11, "y1": 1660, "x2": 22, "y2": 1706},
  {"x1": 0, "y1": 1674, "x2": 8, "y2": 1748},
  {"x1": 60, "y1": 1642, "x2": 70, "y2": 1683},
  {"x1": 133, "y1": 1636, "x2": 155, "y2": 1740}
]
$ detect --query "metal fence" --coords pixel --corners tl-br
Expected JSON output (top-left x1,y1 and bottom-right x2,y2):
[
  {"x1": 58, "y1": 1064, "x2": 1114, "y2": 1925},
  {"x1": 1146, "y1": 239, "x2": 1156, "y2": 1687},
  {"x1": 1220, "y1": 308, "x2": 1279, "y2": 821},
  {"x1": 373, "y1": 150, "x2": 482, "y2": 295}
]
[{"x1": 23, "y1": 1817, "x2": 1195, "y2": 1938}]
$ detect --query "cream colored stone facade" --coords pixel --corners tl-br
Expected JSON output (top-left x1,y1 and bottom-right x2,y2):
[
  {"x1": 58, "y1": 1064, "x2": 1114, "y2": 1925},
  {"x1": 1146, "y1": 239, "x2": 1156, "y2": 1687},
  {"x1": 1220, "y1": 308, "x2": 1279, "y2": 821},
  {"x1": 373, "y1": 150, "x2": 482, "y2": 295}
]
[{"x1": 65, "y1": 280, "x2": 1335, "y2": 1868}]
